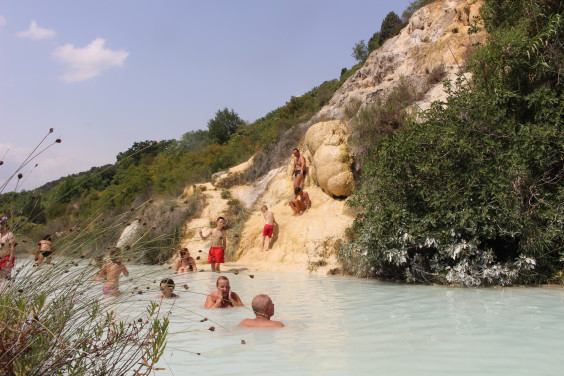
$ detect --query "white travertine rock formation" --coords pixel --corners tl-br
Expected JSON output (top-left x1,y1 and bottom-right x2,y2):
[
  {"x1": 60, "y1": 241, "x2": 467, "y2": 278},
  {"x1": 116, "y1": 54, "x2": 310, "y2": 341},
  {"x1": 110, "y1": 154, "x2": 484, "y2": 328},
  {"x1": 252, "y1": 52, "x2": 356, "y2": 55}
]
[
  {"x1": 304, "y1": 120, "x2": 354, "y2": 197},
  {"x1": 313, "y1": 0, "x2": 486, "y2": 121}
]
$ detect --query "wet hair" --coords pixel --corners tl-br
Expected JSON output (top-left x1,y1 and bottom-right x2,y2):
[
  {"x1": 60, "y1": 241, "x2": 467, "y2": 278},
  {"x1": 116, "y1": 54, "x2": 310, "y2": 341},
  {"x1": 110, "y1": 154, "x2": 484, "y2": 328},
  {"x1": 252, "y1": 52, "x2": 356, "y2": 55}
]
[
  {"x1": 43, "y1": 234, "x2": 52, "y2": 241},
  {"x1": 251, "y1": 294, "x2": 272, "y2": 316},
  {"x1": 216, "y1": 276, "x2": 229, "y2": 286},
  {"x1": 261, "y1": 205, "x2": 268, "y2": 211},
  {"x1": 217, "y1": 216, "x2": 225, "y2": 223},
  {"x1": 292, "y1": 148, "x2": 299, "y2": 153},
  {"x1": 294, "y1": 187, "x2": 302, "y2": 194},
  {"x1": 160, "y1": 278, "x2": 175, "y2": 290},
  {"x1": 108, "y1": 247, "x2": 122, "y2": 263}
]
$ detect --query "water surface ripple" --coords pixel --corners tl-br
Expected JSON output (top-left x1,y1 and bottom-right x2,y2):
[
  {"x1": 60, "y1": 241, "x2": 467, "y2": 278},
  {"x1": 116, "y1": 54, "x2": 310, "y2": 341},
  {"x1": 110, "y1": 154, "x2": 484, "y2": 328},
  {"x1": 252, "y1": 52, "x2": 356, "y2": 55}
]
[{"x1": 120, "y1": 266, "x2": 564, "y2": 375}]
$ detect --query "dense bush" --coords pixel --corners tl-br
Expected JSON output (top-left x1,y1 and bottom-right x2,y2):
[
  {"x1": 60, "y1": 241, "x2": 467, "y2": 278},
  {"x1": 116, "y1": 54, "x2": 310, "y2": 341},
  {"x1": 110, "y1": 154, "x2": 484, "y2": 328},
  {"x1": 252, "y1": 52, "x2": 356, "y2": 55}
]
[{"x1": 341, "y1": 0, "x2": 563, "y2": 286}]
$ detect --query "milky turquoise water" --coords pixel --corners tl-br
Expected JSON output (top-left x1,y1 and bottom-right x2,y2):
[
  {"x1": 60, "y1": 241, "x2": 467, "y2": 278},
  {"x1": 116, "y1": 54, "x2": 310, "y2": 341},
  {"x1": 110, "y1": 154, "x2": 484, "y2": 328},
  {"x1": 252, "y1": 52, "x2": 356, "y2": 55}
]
[{"x1": 116, "y1": 265, "x2": 564, "y2": 376}]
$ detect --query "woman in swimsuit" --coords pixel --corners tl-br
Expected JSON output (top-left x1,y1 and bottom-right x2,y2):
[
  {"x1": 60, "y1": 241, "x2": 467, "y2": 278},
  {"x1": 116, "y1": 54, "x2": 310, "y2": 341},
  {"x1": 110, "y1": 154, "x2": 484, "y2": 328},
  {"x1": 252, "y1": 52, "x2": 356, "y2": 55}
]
[
  {"x1": 205, "y1": 276, "x2": 244, "y2": 309},
  {"x1": 34, "y1": 234, "x2": 54, "y2": 265},
  {"x1": 174, "y1": 248, "x2": 197, "y2": 273}
]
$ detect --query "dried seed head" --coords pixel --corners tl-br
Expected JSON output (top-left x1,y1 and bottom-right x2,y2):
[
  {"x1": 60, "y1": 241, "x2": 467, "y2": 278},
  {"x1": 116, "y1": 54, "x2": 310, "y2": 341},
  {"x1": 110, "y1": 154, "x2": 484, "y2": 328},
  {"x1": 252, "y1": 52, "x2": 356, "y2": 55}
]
[
  {"x1": 17, "y1": 173, "x2": 23, "y2": 179},
  {"x1": 208, "y1": 326, "x2": 215, "y2": 332},
  {"x1": 55, "y1": 138, "x2": 62, "y2": 143}
]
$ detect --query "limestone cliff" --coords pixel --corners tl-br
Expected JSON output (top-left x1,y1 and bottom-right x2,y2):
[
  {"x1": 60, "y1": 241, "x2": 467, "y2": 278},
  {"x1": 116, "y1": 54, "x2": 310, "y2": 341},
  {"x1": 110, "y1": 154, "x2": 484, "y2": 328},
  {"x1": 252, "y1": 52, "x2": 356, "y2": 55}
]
[{"x1": 179, "y1": 0, "x2": 487, "y2": 274}]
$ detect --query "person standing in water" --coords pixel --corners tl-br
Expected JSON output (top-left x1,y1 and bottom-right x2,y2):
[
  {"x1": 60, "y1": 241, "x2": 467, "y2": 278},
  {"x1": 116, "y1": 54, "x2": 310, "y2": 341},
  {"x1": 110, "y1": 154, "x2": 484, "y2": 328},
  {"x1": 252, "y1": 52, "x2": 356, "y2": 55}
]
[
  {"x1": 205, "y1": 276, "x2": 243, "y2": 309},
  {"x1": 291, "y1": 148, "x2": 307, "y2": 188},
  {"x1": 199, "y1": 217, "x2": 226, "y2": 272},
  {"x1": 238, "y1": 294, "x2": 284, "y2": 328},
  {"x1": 0, "y1": 217, "x2": 16, "y2": 280},
  {"x1": 95, "y1": 247, "x2": 129, "y2": 296},
  {"x1": 34, "y1": 234, "x2": 54, "y2": 265},
  {"x1": 260, "y1": 205, "x2": 275, "y2": 252}
]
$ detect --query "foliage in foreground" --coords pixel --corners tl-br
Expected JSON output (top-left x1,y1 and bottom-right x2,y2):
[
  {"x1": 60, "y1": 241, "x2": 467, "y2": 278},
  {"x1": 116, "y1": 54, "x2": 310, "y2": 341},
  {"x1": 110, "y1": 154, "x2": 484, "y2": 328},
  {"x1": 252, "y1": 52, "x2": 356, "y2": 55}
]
[
  {"x1": 0, "y1": 263, "x2": 168, "y2": 375},
  {"x1": 341, "y1": 0, "x2": 564, "y2": 286}
]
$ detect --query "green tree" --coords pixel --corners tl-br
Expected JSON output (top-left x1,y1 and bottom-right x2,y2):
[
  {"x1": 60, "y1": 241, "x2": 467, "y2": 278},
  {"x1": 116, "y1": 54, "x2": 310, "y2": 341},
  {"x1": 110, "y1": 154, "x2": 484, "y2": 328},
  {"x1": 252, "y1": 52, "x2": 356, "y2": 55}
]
[
  {"x1": 21, "y1": 194, "x2": 46, "y2": 224},
  {"x1": 207, "y1": 108, "x2": 244, "y2": 145},
  {"x1": 351, "y1": 40, "x2": 369, "y2": 62},
  {"x1": 178, "y1": 130, "x2": 212, "y2": 152},
  {"x1": 367, "y1": 32, "x2": 381, "y2": 53},
  {"x1": 380, "y1": 12, "x2": 403, "y2": 45}
]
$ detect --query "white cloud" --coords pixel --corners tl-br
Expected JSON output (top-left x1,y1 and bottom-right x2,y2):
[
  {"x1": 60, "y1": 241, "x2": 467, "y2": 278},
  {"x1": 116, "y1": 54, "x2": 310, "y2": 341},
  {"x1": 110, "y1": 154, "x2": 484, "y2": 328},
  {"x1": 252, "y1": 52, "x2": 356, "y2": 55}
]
[
  {"x1": 52, "y1": 38, "x2": 129, "y2": 83},
  {"x1": 0, "y1": 15, "x2": 6, "y2": 27},
  {"x1": 16, "y1": 20, "x2": 56, "y2": 40}
]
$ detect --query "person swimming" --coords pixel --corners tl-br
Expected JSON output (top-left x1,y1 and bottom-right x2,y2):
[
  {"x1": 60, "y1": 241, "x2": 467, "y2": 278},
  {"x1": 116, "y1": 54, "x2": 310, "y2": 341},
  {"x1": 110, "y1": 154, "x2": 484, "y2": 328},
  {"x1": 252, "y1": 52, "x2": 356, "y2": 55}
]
[
  {"x1": 174, "y1": 247, "x2": 197, "y2": 273},
  {"x1": 238, "y1": 294, "x2": 284, "y2": 328},
  {"x1": 205, "y1": 276, "x2": 243, "y2": 309},
  {"x1": 156, "y1": 278, "x2": 178, "y2": 299}
]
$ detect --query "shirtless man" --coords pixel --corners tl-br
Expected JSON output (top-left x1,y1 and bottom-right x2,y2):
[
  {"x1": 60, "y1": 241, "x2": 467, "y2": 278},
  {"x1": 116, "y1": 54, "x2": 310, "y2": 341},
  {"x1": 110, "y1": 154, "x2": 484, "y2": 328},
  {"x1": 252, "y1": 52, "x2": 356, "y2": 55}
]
[
  {"x1": 95, "y1": 247, "x2": 129, "y2": 296},
  {"x1": 289, "y1": 187, "x2": 311, "y2": 216},
  {"x1": 0, "y1": 217, "x2": 16, "y2": 280},
  {"x1": 199, "y1": 217, "x2": 226, "y2": 272},
  {"x1": 174, "y1": 248, "x2": 197, "y2": 273},
  {"x1": 292, "y1": 148, "x2": 307, "y2": 188},
  {"x1": 238, "y1": 294, "x2": 284, "y2": 328},
  {"x1": 156, "y1": 278, "x2": 178, "y2": 299},
  {"x1": 205, "y1": 276, "x2": 244, "y2": 309},
  {"x1": 34, "y1": 234, "x2": 54, "y2": 265},
  {"x1": 260, "y1": 205, "x2": 275, "y2": 252}
]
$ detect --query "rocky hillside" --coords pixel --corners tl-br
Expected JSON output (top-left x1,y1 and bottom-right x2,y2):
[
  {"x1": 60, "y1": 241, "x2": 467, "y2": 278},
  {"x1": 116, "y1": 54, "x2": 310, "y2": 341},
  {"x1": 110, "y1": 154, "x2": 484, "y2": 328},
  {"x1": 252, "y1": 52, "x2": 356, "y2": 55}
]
[{"x1": 177, "y1": 0, "x2": 488, "y2": 274}]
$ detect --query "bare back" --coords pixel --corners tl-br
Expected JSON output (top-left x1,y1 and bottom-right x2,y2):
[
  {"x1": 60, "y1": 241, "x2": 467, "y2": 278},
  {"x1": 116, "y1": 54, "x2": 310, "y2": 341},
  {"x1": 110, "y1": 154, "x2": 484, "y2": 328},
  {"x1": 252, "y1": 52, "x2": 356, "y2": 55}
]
[
  {"x1": 102, "y1": 262, "x2": 129, "y2": 288},
  {"x1": 263, "y1": 210, "x2": 275, "y2": 225}
]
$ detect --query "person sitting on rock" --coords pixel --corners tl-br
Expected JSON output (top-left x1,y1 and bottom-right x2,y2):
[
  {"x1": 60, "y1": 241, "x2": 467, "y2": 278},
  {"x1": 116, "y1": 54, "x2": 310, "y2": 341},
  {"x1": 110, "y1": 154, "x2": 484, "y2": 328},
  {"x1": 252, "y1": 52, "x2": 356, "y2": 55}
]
[{"x1": 289, "y1": 187, "x2": 311, "y2": 216}]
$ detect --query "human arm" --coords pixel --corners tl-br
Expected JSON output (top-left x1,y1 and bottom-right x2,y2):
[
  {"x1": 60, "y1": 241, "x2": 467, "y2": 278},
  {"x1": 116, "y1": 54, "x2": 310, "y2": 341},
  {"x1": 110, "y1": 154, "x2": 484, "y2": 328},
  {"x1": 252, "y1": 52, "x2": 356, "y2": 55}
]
[
  {"x1": 229, "y1": 291, "x2": 244, "y2": 307},
  {"x1": 121, "y1": 263, "x2": 129, "y2": 277},
  {"x1": 205, "y1": 292, "x2": 223, "y2": 309},
  {"x1": 199, "y1": 229, "x2": 211, "y2": 240},
  {"x1": 174, "y1": 258, "x2": 181, "y2": 273}
]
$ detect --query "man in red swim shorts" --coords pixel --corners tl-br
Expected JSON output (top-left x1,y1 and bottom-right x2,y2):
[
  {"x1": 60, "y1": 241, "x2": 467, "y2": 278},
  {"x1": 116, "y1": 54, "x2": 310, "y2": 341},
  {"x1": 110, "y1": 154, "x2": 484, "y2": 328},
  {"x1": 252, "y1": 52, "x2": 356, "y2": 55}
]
[
  {"x1": 199, "y1": 217, "x2": 226, "y2": 272},
  {"x1": 260, "y1": 205, "x2": 275, "y2": 252}
]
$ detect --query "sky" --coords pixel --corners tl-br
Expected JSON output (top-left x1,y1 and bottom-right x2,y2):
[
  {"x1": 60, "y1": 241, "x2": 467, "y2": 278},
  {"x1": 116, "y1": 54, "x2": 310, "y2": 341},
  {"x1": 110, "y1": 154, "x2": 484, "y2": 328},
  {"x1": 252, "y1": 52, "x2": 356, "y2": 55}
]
[{"x1": 0, "y1": 0, "x2": 413, "y2": 191}]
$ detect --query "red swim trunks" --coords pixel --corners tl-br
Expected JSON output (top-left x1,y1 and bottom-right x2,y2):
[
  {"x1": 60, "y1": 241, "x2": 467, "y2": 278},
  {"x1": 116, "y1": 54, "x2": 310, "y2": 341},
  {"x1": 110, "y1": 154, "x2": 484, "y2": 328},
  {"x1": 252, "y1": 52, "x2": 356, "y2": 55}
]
[
  {"x1": 263, "y1": 224, "x2": 274, "y2": 238},
  {"x1": 0, "y1": 255, "x2": 14, "y2": 269},
  {"x1": 208, "y1": 247, "x2": 225, "y2": 264}
]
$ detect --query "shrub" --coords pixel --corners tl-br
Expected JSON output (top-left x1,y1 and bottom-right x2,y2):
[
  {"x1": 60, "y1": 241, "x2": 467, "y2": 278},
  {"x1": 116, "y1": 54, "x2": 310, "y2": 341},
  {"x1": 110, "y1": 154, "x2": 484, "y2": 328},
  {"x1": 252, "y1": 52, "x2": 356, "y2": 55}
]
[{"x1": 341, "y1": 0, "x2": 564, "y2": 286}]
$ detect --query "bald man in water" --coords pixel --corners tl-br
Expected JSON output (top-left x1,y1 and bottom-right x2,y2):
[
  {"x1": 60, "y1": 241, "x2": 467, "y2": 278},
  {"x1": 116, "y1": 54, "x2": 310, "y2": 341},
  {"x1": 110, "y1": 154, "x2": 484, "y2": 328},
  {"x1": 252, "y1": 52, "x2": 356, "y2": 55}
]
[{"x1": 238, "y1": 294, "x2": 284, "y2": 328}]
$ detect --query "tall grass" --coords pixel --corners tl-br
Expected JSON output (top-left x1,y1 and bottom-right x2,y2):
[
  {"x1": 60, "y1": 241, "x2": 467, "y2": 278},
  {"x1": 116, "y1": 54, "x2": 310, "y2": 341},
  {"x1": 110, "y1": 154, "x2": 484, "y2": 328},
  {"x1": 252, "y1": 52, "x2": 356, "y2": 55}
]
[{"x1": 0, "y1": 132, "x2": 170, "y2": 375}]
